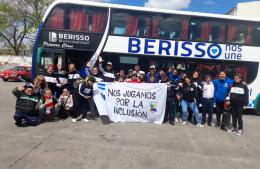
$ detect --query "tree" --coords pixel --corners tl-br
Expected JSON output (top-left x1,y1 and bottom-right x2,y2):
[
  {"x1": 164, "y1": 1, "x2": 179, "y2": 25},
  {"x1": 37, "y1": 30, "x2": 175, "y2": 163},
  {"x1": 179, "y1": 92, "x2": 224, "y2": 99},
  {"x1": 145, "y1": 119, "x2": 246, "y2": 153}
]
[{"x1": 0, "y1": 0, "x2": 54, "y2": 55}]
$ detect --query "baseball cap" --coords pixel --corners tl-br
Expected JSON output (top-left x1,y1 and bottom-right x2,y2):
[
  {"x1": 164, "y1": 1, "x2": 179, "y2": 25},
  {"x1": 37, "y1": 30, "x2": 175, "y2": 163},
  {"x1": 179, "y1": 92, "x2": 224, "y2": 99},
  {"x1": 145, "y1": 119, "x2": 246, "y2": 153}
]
[
  {"x1": 106, "y1": 62, "x2": 112, "y2": 66},
  {"x1": 150, "y1": 65, "x2": 156, "y2": 69},
  {"x1": 24, "y1": 83, "x2": 34, "y2": 89}
]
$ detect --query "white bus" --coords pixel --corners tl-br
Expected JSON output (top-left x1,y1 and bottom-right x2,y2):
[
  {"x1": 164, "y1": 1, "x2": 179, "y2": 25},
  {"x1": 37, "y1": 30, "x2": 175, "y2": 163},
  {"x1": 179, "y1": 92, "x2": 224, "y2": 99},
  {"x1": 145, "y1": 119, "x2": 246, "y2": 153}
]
[{"x1": 32, "y1": 0, "x2": 260, "y2": 114}]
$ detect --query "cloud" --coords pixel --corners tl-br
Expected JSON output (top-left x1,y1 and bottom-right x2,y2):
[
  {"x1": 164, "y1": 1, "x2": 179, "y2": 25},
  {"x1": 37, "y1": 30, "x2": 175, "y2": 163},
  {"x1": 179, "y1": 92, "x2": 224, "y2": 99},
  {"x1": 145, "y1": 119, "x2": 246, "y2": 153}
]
[{"x1": 144, "y1": 0, "x2": 191, "y2": 10}]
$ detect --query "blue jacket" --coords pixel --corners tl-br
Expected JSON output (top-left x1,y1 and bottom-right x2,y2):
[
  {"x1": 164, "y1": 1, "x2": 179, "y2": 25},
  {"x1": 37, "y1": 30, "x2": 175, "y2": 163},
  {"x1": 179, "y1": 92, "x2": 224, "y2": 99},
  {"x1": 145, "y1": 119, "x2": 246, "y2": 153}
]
[
  {"x1": 145, "y1": 72, "x2": 159, "y2": 83},
  {"x1": 168, "y1": 73, "x2": 180, "y2": 82},
  {"x1": 213, "y1": 78, "x2": 233, "y2": 103}
]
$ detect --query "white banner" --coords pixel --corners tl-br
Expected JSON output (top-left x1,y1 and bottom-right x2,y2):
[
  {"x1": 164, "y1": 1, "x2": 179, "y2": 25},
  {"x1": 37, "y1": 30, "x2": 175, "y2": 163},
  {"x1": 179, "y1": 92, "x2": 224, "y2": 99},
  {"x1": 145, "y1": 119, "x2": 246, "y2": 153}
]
[
  {"x1": 93, "y1": 82, "x2": 167, "y2": 124},
  {"x1": 104, "y1": 36, "x2": 260, "y2": 62}
]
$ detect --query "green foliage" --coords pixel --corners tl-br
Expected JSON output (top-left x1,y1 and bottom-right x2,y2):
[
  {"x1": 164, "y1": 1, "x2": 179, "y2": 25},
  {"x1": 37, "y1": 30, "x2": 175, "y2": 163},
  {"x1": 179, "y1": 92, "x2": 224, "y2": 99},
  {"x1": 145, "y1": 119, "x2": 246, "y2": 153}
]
[{"x1": 0, "y1": 0, "x2": 54, "y2": 55}]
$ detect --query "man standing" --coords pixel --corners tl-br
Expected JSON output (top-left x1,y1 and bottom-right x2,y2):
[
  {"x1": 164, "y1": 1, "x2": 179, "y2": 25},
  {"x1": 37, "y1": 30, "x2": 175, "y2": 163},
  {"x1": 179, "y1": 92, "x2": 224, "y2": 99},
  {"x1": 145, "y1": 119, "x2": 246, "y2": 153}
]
[
  {"x1": 44, "y1": 65, "x2": 59, "y2": 97},
  {"x1": 67, "y1": 62, "x2": 82, "y2": 123},
  {"x1": 201, "y1": 75, "x2": 215, "y2": 126},
  {"x1": 213, "y1": 71, "x2": 233, "y2": 128},
  {"x1": 98, "y1": 56, "x2": 115, "y2": 82},
  {"x1": 145, "y1": 65, "x2": 159, "y2": 83},
  {"x1": 226, "y1": 74, "x2": 249, "y2": 136}
]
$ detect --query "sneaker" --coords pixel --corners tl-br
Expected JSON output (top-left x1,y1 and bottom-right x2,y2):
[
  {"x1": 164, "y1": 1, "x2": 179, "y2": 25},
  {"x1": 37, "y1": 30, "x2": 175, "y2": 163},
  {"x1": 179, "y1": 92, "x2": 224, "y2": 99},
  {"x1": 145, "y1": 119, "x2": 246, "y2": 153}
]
[
  {"x1": 208, "y1": 123, "x2": 212, "y2": 127},
  {"x1": 175, "y1": 118, "x2": 179, "y2": 123},
  {"x1": 179, "y1": 118, "x2": 183, "y2": 123},
  {"x1": 72, "y1": 118, "x2": 77, "y2": 123},
  {"x1": 182, "y1": 121, "x2": 187, "y2": 125},
  {"x1": 196, "y1": 123, "x2": 204, "y2": 128},
  {"x1": 237, "y1": 130, "x2": 243, "y2": 136},
  {"x1": 228, "y1": 128, "x2": 236, "y2": 133},
  {"x1": 81, "y1": 118, "x2": 89, "y2": 123}
]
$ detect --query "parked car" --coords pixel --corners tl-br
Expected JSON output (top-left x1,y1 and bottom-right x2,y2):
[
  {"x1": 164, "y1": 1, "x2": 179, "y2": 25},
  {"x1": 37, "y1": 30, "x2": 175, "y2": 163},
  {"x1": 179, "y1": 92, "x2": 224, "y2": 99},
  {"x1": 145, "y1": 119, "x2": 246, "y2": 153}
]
[{"x1": 0, "y1": 66, "x2": 32, "y2": 82}]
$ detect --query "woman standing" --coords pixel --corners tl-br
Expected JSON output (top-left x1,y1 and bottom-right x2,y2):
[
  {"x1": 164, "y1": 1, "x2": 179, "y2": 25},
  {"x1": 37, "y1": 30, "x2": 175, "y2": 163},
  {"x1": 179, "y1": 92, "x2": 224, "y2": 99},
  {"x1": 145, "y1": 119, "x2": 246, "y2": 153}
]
[{"x1": 180, "y1": 76, "x2": 204, "y2": 127}]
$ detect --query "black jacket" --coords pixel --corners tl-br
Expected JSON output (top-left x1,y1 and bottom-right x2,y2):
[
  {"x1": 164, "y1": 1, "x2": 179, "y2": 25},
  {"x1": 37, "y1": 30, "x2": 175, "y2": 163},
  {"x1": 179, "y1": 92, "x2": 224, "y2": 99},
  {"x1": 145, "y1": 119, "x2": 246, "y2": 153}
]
[
  {"x1": 78, "y1": 82, "x2": 93, "y2": 98},
  {"x1": 12, "y1": 87, "x2": 39, "y2": 116},
  {"x1": 180, "y1": 83, "x2": 198, "y2": 102},
  {"x1": 67, "y1": 71, "x2": 82, "y2": 92},
  {"x1": 159, "y1": 78, "x2": 178, "y2": 98},
  {"x1": 226, "y1": 82, "x2": 249, "y2": 107}
]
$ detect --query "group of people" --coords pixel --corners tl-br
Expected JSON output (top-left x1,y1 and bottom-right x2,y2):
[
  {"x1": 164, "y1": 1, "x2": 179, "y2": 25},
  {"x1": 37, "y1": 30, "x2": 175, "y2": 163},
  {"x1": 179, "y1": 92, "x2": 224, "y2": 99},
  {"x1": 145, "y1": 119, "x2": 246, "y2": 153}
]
[{"x1": 12, "y1": 56, "x2": 249, "y2": 136}]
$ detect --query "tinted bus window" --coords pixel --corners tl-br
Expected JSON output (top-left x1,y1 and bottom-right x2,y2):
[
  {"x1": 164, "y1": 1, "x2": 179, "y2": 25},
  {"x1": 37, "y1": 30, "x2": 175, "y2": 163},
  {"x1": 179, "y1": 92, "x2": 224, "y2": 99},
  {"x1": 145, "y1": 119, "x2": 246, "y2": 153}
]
[
  {"x1": 189, "y1": 19, "x2": 226, "y2": 43},
  {"x1": 45, "y1": 7, "x2": 65, "y2": 29},
  {"x1": 69, "y1": 6, "x2": 107, "y2": 33},
  {"x1": 251, "y1": 25, "x2": 260, "y2": 46},
  {"x1": 227, "y1": 22, "x2": 254, "y2": 45},
  {"x1": 45, "y1": 5, "x2": 107, "y2": 33},
  {"x1": 111, "y1": 12, "x2": 151, "y2": 37},
  {"x1": 152, "y1": 15, "x2": 189, "y2": 40}
]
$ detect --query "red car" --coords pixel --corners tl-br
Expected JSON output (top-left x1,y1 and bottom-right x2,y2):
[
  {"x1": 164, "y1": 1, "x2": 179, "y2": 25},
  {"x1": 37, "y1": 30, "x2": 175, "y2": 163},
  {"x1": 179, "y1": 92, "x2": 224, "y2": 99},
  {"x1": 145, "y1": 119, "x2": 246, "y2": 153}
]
[{"x1": 0, "y1": 66, "x2": 32, "y2": 82}]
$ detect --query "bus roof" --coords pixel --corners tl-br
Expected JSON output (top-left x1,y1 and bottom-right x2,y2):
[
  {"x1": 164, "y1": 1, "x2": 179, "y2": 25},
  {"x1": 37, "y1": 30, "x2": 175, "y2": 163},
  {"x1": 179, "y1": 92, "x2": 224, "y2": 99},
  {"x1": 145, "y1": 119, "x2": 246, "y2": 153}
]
[{"x1": 43, "y1": 0, "x2": 260, "y2": 23}]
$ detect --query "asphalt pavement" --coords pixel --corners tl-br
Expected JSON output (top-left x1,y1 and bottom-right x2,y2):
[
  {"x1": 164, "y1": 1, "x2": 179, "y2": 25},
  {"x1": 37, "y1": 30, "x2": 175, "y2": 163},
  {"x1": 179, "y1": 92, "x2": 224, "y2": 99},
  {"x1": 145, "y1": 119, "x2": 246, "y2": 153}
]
[{"x1": 0, "y1": 80, "x2": 260, "y2": 169}]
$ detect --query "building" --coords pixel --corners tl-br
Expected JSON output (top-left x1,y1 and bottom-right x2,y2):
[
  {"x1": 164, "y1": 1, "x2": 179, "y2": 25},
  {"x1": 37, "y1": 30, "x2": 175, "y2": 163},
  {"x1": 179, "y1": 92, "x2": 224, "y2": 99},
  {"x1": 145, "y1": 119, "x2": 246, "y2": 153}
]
[{"x1": 227, "y1": 1, "x2": 260, "y2": 18}]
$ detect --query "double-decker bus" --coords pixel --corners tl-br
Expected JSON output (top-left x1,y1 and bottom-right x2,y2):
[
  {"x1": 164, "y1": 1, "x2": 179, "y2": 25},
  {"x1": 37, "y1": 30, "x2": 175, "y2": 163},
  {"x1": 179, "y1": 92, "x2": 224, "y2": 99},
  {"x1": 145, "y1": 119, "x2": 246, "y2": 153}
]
[{"x1": 32, "y1": 0, "x2": 260, "y2": 114}]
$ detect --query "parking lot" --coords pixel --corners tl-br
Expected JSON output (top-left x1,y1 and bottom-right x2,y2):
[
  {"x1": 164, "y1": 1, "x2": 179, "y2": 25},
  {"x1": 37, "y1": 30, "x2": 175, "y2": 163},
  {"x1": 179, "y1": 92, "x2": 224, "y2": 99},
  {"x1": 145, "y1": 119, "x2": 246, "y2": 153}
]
[{"x1": 0, "y1": 80, "x2": 260, "y2": 169}]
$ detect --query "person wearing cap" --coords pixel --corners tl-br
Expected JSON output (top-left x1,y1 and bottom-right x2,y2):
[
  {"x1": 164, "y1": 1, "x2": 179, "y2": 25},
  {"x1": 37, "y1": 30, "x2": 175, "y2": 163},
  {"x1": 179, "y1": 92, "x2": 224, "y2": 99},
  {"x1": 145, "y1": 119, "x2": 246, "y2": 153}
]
[
  {"x1": 44, "y1": 65, "x2": 60, "y2": 97},
  {"x1": 12, "y1": 83, "x2": 40, "y2": 127},
  {"x1": 71, "y1": 76, "x2": 96, "y2": 123},
  {"x1": 145, "y1": 65, "x2": 159, "y2": 83},
  {"x1": 98, "y1": 56, "x2": 115, "y2": 82}
]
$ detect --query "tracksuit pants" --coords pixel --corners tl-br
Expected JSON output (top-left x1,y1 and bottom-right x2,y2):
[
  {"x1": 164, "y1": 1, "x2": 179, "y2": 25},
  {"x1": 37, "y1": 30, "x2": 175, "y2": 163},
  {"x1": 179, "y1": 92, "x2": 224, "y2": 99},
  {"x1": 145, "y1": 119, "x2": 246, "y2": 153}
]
[{"x1": 231, "y1": 106, "x2": 243, "y2": 130}]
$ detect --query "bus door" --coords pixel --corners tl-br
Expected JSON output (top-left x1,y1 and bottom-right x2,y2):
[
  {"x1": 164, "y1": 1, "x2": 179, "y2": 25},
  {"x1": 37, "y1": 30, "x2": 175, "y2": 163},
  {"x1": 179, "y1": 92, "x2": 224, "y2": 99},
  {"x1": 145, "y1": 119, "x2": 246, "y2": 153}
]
[{"x1": 37, "y1": 48, "x2": 65, "y2": 75}]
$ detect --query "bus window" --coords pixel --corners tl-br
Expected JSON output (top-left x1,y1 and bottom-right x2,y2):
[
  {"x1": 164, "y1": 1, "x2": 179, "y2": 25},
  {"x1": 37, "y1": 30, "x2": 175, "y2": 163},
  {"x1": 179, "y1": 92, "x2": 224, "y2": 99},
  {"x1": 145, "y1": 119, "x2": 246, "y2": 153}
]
[
  {"x1": 69, "y1": 6, "x2": 107, "y2": 33},
  {"x1": 189, "y1": 19, "x2": 226, "y2": 43},
  {"x1": 45, "y1": 7, "x2": 65, "y2": 29},
  {"x1": 111, "y1": 13, "x2": 129, "y2": 35},
  {"x1": 69, "y1": 6, "x2": 85, "y2": 31},
  {"x1": 227, "y1": 22, "x2": 253, "y2": 45},
  {"x1": 252, "y1": 25, "x2": 260, "y2": 46},
  {"x1": 111, "y1": 12, "x2": 151, "y2": 37},
  {"x1": 152, "y1": 15, "x2": 189, "y2": 40}
]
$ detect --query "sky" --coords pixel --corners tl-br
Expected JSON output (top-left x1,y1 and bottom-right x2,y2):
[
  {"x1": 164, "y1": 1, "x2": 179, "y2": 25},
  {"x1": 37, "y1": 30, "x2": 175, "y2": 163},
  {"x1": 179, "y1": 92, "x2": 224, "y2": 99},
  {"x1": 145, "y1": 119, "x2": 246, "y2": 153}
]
[{"x1": 88, "y1": 0, "x2": 259, "y2": 14}]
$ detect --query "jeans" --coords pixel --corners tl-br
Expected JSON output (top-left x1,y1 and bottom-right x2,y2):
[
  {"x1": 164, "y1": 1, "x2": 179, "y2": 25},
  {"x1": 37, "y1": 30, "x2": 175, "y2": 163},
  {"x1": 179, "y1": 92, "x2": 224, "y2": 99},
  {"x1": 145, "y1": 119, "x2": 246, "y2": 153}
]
[
  {"x1": 14, "y1": 112, "x2": 39, "y2": 126},
  {"x1": 181, "y1": 100, "x2": 201, "y2": 124},
  {"x1": 231, "y1": 106, "x2": 243, "y2": 130},
  {"x1": 202, "y1": 98, "x2": 214, "y2": 124}
]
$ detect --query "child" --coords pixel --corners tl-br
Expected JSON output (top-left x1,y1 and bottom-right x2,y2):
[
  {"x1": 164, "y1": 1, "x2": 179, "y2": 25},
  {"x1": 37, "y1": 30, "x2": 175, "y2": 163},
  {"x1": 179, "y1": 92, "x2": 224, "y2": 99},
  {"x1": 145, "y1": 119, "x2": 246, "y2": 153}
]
[
  {"x1": 58, "y1": 88, "x2": 73, "y2": 119},
  {"x1": 201, "y1": 74, "x2": 215, "y2": 126},
  {"x1": 169, "y1": 91, "x2": 182, "y2": 125},
  {"x1": 71, "y1": 76, "x2": 95, "y2": 123},
  {"x1": 38, "y1": 88, "x2": 59, "y2": 121},
  {"x1": 12, "y1": 83, "x2": 40, "y2": 127}
]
